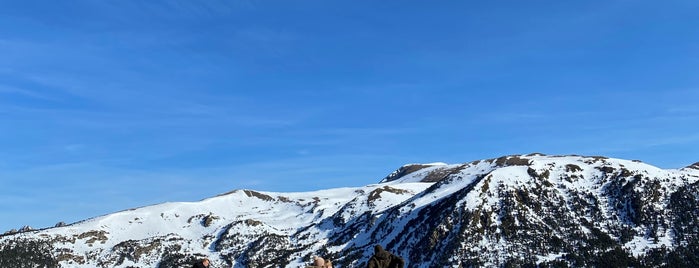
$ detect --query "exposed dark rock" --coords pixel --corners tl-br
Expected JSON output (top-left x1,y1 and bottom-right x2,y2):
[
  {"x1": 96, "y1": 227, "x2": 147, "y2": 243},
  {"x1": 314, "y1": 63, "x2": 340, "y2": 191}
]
[
  {"x1": 687, "y1": 162, "x2": 699, "y2": 170},
  {"x1": 381, "y1": 164, "x2": 435, "y2": 182}
]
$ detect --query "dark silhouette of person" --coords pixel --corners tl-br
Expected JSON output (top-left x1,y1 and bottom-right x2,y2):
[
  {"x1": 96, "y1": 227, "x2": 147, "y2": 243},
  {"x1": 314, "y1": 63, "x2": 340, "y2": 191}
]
[
  {"x1": 367, "y1": 244, "x2": 404, "y2": 268},
  {"x1": 192, "y1": 258, "x2": 210, "y2": 268}
]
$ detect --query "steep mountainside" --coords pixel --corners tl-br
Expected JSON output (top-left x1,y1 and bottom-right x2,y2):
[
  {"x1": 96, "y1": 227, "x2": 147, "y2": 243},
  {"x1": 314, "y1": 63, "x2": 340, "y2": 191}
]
[{"x1": 2, "y1": 154, "x2": 699, "y2": 267}]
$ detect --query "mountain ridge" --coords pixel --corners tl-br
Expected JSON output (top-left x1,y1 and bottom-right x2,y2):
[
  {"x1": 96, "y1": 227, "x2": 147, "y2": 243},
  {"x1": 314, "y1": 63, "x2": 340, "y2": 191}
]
[{"x1": 2, "y1": 153, "x2": 699, "y2": 267}]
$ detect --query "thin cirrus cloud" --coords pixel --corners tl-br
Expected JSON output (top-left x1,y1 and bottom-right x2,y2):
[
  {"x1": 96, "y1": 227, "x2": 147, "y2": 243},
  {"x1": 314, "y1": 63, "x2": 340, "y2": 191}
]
[{"x1": 0, "y1": 84, "x2": 53, "y2": 100}]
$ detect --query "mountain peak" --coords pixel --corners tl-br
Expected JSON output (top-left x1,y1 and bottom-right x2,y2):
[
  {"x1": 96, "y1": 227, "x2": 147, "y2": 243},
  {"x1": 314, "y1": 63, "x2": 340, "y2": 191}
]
[
  {"x1": 380, "y1": 153, "x2": 629, "y2": 185},
  {"x1": 380, "y1": 162, "x2": 447, "y2": 183}
]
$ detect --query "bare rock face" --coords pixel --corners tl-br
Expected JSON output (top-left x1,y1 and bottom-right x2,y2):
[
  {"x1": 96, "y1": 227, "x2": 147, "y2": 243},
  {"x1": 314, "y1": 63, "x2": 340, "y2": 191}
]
[
  {"x1": 2, "y1": 154, "x2": 699, "y2": 268},
  {"x1": 380, "y1": 164, "x2": 436, "y2": 182},
  {"x1": 687, "y1": 162, "x2": 699, "y2": 170}
]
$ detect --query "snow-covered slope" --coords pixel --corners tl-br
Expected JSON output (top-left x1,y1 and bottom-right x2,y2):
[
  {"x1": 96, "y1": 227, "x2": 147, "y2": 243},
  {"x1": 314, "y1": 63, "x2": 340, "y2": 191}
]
[{"x1": 2, "y1": 154, "x2": 699, "y2": 267}]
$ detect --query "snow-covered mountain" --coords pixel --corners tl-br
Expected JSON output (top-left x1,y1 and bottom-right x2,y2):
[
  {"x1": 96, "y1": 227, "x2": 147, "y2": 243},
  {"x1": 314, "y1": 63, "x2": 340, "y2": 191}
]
[{"x1": 2, "y1": 154, "x2": 699, "y2": 267}]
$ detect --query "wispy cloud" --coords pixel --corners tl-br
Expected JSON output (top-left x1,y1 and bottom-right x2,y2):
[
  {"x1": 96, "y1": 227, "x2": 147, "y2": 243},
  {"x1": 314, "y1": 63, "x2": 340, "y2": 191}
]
[{"x1": 0, "y1": 84, "x2": 52, "y2": 100}]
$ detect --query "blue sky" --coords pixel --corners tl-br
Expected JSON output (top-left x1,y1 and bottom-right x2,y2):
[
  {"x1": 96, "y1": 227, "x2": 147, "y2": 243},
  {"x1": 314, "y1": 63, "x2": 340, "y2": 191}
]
[{"x1": 1, "y1": 0, "x2": 698, "y2": 231}]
